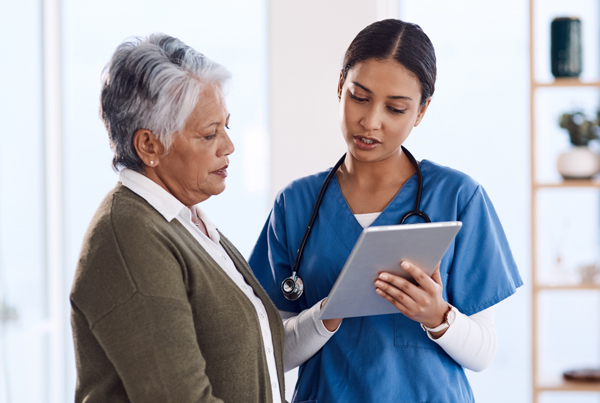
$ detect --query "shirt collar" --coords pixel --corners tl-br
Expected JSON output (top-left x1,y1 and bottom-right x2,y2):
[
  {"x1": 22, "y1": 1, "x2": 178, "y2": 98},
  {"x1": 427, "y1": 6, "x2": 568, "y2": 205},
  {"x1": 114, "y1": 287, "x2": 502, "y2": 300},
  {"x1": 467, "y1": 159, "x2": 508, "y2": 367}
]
[
  {"x1": 119, "y1": 169, "x2": 221, "y2": 244},
  {"x1": 192, "y1": 206, "x2": 221, "y2": 244},
  {"x1": 119, "y1": 168, "x2": 187, "y2": 222}
]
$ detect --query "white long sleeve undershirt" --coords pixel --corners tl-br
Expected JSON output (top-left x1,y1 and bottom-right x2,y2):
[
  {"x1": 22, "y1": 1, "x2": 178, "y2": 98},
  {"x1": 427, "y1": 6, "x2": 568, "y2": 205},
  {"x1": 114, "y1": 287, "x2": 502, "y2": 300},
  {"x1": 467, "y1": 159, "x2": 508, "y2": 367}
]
[
  {"x1": 279, "y1": 301, "x2": 336, "y2": 372},
  {"x1": 281, "y1": 304, "x2": 496, "y2": 373},
  {"x1": 427, "y1": 306, "x2": 496, "y2": 372}
]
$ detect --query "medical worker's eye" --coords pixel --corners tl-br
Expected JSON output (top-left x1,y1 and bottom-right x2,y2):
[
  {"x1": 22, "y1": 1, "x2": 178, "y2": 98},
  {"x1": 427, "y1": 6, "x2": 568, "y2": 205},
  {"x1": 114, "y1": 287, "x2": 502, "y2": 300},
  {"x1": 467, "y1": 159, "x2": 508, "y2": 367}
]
[
  {"x1": 349, "y1": 93, "x2": 368, "y2": 103},
  {"x1": 387, "y1": 106, "x2": 406, "y2": 114}
]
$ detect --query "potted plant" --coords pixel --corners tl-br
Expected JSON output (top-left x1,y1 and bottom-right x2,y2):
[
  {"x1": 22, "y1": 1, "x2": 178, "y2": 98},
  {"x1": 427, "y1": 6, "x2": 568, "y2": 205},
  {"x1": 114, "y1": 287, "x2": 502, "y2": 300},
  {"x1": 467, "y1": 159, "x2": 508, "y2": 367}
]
[{"x1": 557, "y1": 110, "x2": 600, "y2": 179}]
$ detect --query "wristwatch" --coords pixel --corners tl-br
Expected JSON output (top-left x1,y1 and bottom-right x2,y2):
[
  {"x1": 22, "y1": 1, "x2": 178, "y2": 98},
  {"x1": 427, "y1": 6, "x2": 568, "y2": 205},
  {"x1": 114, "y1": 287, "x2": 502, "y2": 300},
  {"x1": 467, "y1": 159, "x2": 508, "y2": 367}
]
[{"x1": 421, "y1": 304, "x2": 457, "y2": 333}]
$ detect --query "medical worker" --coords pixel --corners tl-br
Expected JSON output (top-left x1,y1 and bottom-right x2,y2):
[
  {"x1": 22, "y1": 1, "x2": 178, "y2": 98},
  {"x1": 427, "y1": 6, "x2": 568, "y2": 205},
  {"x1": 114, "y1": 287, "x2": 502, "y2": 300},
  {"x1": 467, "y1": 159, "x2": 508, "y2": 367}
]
[{"x1": 249, "y1": 19, "x2": 522, "y2": 402}]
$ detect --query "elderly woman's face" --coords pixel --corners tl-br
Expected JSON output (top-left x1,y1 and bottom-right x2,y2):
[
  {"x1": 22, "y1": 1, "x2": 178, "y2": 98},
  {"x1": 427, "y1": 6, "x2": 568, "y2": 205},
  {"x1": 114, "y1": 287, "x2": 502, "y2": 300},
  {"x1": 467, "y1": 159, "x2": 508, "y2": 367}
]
[{"x1": 153, "y1": 85, "x2": 234, "y2": 206}]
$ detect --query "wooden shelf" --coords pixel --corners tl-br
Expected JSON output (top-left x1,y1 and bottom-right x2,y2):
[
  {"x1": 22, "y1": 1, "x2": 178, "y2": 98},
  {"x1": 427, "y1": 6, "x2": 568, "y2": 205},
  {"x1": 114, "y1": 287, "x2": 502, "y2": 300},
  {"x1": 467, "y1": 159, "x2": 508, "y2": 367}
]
[
  {"x1": 533, "y1": 79, "x2": 600, "y2": 88},
  {"x1": 533, "y1": 180, "x2": 600, "y2": 189},
  {"x1": 535, "y1": 284, "x2": 600, "y2": 291},
  {"x1": 537, "y1": 375, "x2": 600, "y2": 393}
]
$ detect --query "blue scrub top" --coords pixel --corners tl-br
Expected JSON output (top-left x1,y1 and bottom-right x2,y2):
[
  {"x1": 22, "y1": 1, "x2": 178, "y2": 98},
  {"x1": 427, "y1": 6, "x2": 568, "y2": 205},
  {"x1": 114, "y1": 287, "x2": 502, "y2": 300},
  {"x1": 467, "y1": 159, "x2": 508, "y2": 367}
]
[{"x1": 249, "y1": 159, "x2": 522, "y2": 403}]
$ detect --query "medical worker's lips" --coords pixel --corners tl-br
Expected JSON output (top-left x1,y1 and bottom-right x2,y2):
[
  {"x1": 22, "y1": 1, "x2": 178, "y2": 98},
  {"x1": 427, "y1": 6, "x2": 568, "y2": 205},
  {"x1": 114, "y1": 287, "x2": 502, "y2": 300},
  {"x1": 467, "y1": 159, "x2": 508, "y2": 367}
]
[
  {"x1": 354, "y1": 135, "x2": 381, "y2": 151},
  {"x1": 211, "y1": 165, "x2": 228, "y2": 178}
]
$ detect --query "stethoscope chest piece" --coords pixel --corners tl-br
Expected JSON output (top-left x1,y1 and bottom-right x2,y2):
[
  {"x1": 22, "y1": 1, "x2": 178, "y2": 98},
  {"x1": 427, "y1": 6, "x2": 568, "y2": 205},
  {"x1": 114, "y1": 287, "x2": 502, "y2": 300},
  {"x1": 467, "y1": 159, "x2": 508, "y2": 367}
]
[{"x1": 282, "y1": 275, "x2": 304, "y2": 301}]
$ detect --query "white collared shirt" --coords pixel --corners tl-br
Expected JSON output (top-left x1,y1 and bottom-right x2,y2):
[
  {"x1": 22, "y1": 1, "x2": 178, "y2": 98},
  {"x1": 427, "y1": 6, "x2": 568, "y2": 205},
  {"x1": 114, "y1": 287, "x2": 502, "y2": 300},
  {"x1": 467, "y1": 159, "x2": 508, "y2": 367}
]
[{"x1": 119, "y1": 169, "x2": 282, "y2": 402}]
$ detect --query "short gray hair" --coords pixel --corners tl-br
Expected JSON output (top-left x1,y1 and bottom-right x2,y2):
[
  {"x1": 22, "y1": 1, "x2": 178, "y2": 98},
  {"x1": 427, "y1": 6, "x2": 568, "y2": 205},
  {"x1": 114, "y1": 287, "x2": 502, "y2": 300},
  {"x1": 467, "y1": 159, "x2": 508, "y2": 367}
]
[{"x1": 100, "y1": 33, "x2": 231, "y2": 172}]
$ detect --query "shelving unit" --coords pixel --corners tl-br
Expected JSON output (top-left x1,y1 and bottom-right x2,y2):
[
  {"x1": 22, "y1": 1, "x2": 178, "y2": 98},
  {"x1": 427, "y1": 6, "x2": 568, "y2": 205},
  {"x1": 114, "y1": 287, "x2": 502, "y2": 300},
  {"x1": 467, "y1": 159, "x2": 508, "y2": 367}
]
[{"x1": 530, "y1": 2, "x2": 600, "y2": 402}]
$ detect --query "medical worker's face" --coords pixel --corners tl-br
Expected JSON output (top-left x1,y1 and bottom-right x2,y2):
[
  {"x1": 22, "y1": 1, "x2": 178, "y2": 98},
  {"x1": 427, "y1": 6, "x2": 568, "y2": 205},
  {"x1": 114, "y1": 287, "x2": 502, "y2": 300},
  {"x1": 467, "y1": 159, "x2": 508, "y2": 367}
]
[{"x1": 337, "y1": 59, "x2": 430, "y2": 163}]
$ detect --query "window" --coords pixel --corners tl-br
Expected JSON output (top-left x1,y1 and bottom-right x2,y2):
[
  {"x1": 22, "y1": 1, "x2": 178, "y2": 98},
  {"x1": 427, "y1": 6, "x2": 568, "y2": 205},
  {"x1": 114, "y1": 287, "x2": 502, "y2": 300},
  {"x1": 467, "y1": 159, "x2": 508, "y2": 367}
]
[{"x1": 1, "y1": 1, "x2": 269, "y2": 401}]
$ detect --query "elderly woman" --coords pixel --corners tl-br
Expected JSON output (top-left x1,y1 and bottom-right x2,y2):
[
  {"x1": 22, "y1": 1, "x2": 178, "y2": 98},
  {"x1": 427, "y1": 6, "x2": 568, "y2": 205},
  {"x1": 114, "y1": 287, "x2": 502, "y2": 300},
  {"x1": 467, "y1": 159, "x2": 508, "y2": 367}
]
[{"x1": 70, "y1": 34, "x2": 300, "y2": 403}]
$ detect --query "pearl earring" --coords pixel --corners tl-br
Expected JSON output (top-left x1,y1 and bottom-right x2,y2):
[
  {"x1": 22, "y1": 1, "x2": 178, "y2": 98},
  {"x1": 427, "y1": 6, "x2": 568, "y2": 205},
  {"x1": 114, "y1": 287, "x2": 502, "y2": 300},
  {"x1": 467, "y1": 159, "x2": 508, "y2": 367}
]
[{"x1": 150, "y1": 161, "x2": 154, "y2": 165}]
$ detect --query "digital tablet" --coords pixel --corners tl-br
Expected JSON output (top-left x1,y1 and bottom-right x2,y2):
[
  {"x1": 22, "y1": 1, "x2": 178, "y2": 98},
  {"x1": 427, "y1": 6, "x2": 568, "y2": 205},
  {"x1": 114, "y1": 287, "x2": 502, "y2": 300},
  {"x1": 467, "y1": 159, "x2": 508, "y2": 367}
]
[{"x1": 319, "y1": 221, "x2": 462, "y2": 320}]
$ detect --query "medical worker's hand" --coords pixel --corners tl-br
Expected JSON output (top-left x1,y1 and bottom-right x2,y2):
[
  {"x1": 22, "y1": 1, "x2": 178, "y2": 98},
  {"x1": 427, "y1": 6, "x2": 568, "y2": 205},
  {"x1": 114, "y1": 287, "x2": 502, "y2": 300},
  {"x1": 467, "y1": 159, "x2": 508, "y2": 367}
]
[{"x1": 374, "y1": 261, "x2": 449, "y2": 336}]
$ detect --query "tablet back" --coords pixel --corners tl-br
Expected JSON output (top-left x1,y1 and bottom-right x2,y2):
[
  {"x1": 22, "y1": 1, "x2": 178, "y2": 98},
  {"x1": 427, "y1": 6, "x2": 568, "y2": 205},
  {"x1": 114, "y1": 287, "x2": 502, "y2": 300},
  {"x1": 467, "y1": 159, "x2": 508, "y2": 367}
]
[{"x1": 319, "y1": 221, "x2": 462, "y2": 320}]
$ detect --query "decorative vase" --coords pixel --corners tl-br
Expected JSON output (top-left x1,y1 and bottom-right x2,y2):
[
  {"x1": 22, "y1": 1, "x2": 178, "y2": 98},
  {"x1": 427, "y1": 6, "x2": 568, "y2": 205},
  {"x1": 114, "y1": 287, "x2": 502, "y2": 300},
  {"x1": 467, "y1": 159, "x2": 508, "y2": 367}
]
[
  {"x1": 556, "y1": 146, "x2": 600, "y2": 179},
  {"x1": 551, "y1": 17, "x2": 582, "y2": 78}
]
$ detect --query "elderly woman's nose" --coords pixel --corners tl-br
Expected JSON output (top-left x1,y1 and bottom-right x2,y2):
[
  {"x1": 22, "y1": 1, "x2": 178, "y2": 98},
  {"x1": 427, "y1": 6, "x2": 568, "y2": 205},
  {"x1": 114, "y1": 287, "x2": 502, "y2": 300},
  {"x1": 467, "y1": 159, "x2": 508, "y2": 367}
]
[
  {"x1": 360, "y1": 106, "x2": 383, "y2": 131},
  {"x1": 221, "y1": 132, "x2": 235, "y2": 156}
]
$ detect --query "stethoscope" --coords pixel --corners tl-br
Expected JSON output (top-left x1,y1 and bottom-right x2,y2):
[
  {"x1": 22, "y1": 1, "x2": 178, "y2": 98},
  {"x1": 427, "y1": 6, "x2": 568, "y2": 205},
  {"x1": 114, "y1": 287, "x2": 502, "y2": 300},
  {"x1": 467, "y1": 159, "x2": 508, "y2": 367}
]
[{"x1": 281, "y1": 146, "x2": 431, "y2": 301}]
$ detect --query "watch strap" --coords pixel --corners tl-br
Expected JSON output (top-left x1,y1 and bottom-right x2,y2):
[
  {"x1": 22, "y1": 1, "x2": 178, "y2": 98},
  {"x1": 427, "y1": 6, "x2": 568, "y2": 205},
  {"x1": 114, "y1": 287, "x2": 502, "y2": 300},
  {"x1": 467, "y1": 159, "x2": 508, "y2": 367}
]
[{"x1": 421, "y1": 304, "x2": 454, "y2": 333}]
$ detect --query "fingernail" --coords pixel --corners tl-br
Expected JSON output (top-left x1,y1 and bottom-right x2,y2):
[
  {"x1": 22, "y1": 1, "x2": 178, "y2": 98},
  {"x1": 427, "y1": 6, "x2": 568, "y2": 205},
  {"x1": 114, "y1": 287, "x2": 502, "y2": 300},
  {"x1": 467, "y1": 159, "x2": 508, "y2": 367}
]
[
  {"x1": 401, "y1": 262, "x2": 410, "y2": 269},
  {"x1": 379, "y1": 273, "x2": 389, "y2": 281},
  {"x1": 376, "y1": 288, "x2": 384, "y2": 295}
]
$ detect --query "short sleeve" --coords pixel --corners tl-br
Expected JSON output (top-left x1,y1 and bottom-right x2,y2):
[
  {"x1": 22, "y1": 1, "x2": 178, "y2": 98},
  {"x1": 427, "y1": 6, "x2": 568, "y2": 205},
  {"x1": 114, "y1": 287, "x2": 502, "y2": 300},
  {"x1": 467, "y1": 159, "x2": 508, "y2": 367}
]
[
  {"x1": 249, "y1": 197, "x2": 302, "y2": 313},
  {"x1": 446, "y1": 185, "x2": 523, "y2": 315}
]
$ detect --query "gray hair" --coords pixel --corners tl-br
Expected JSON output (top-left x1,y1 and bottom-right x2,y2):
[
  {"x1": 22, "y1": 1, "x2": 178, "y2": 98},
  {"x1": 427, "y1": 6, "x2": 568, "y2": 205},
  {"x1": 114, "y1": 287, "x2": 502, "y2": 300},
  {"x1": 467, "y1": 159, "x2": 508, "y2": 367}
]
[{"x1": 100, "y1": 33, "x2": 231, "y2": 172}]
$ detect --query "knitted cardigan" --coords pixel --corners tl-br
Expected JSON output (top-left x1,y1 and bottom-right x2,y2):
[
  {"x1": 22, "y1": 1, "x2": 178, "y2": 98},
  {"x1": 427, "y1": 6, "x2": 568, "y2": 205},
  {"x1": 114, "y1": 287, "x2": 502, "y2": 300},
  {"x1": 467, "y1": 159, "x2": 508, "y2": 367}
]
[{"x1": 70, "y1": 184, "x2": 286, "y2": 402}]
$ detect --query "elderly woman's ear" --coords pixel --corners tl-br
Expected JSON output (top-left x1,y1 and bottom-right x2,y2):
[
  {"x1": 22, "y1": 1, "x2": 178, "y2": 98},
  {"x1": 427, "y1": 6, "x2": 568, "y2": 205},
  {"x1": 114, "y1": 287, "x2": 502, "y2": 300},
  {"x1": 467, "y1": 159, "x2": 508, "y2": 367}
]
[{"x1": 133, "y1": 129, "x2": 165, "y2": 168}]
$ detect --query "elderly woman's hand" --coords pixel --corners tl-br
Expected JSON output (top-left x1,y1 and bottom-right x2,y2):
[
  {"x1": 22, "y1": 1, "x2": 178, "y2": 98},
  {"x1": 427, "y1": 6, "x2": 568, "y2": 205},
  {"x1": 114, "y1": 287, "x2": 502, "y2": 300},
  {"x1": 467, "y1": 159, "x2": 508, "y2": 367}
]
[{"x1": 374, "y1": 261, "x2": 449, "y2": 337}]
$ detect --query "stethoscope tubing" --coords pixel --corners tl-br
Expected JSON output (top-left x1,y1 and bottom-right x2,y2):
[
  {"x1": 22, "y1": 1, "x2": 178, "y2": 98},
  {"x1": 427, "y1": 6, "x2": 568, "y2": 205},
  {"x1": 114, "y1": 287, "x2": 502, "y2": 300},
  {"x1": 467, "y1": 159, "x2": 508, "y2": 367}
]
[
  {"x1": 399, "y1": 146, "x2": 430, "y2": 224},
  {"x1": 289, "y1": 154, "x2": 347, "y2": 282},
  {"x1": 283, "y1": 146, "x2": 430, "y2": 300}
]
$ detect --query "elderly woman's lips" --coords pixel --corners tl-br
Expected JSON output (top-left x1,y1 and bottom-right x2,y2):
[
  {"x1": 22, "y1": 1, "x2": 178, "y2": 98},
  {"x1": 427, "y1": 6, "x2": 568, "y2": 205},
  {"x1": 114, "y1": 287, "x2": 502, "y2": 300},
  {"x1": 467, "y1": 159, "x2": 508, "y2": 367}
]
[{"x1": 211, "y1": 166, "x2": 228, "y2": 178}]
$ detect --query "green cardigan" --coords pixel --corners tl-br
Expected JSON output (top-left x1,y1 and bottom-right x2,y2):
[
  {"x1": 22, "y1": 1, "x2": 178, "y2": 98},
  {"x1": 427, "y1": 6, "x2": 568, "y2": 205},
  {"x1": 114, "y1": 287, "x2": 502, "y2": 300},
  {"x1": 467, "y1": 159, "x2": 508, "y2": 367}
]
[{"x1": 70, "y1": 184, "x2": 286, "y2": 402}]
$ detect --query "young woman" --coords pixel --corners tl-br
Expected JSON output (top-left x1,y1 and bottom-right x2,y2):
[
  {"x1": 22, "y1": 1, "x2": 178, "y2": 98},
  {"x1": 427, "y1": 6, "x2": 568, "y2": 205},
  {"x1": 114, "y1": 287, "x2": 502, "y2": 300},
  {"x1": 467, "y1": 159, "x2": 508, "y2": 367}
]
[{"x1": 249, "y1": 19, "x2": 522, "y2": 402}]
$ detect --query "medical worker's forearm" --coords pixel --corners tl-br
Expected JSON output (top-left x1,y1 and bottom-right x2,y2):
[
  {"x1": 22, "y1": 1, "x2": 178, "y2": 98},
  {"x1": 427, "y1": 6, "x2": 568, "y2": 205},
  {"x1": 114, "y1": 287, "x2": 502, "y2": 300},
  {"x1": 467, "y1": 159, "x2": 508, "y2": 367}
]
[
  {"x1": 279, "y1": 301, "x2": 337, "y2": 372},
  {"x1": 427, "y1": 307, "x2": 496, "y2": 372}
]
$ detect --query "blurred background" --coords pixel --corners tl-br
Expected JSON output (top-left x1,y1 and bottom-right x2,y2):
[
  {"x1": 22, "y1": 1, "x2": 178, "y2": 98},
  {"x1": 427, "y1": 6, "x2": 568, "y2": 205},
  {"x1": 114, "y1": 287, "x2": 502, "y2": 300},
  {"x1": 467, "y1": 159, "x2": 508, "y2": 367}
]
[{"x1": 2, "y1": 0, "x2": 600, "y2": 402}]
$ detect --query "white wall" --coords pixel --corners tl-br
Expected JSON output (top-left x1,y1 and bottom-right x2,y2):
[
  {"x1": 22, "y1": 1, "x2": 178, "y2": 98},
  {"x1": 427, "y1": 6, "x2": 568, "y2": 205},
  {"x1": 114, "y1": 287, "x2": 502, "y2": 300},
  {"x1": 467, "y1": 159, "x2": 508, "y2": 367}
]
[
  {"x1": 399, "y1": 2, "x2": 531, "y2": 402},
  {"x1": 269, "y1": 1, "x2": 531, "y2": 402},
  {"x1": 269, "y1": 0, "x2": 380, "y2": 199},
  {"x1": 269, "y1": 2, "x2": 382, "y2": 398}
]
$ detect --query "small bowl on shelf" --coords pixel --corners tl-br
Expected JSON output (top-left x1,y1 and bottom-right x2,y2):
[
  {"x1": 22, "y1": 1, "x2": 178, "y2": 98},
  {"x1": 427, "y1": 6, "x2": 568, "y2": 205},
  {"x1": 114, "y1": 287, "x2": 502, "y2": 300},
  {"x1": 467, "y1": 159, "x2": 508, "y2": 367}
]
[{"x1": 564, "y1": 369, "x2": 600, "y2": 383}]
